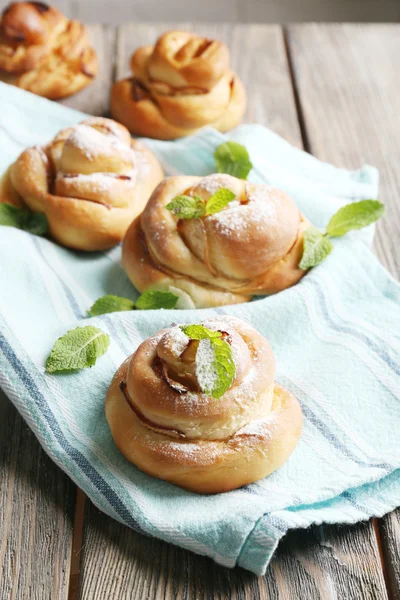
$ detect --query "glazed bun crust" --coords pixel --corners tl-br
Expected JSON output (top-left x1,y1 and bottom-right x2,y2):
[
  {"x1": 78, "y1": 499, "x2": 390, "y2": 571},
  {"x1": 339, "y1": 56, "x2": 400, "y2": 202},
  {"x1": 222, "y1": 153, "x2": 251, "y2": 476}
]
[
  {"x1": 0, "y1": 117, "x2": 164, "y2": 251},
  {"x1": 122, "y1": 174, "x2": 309, "y2": 308},
  {"x1": 105, "y1": 316, "x2": 303, "y2": 494},
  {"x1": 0, "y1": 2, "x2": 97, "y2": 99},
  {"x1": 110, "y1": 31, "x2": 246, "y2": 140}
]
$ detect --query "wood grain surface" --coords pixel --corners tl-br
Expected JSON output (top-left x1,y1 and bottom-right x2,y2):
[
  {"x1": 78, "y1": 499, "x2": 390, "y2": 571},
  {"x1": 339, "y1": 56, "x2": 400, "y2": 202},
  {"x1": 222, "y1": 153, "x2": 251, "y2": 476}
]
[
  {"x1": 0, "y1": 21, "x2": 398, "y2": 600},
  {"x1": 287, "y1": 23, "x2": 400, "y2": 279},
  {"x1": 379, "y1": 511, "x2": 400, "y2": 600},
  {"x1": 0, "y1": 389, "x2": 75, "y2": 600}
]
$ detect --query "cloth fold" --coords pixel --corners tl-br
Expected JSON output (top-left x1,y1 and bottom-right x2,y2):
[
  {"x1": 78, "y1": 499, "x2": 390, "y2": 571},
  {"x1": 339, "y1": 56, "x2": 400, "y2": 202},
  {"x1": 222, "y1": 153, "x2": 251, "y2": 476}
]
[{"x1": 0, "y1": 83, "x2": 399, "y2": 575}]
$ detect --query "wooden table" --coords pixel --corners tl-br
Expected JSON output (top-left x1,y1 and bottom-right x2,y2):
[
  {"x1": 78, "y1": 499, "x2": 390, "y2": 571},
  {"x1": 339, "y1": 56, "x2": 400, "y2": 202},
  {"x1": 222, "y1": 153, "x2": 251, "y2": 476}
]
[{"x1": 1, "y1": 22, "x2": 399, "y2": 600}]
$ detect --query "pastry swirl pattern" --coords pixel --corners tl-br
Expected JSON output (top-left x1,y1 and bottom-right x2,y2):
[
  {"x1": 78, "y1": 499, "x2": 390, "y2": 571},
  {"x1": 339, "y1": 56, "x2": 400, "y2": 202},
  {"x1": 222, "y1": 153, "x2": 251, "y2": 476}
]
[
  {"x1": 111, "y1": 30, "x2": 246, "y2": 140},
  {"x1": 105, "y1": 316, "x2": 303, "y2": 493},
  {"x1": 0, "y1": 1, "x2": 97, "y2": 99},
  {"x1": 122, "y1": 173, "x2": 309, "y2": 307},
  {"x1": 0, "y1": 117, "x2": 164, "y2": 250}
]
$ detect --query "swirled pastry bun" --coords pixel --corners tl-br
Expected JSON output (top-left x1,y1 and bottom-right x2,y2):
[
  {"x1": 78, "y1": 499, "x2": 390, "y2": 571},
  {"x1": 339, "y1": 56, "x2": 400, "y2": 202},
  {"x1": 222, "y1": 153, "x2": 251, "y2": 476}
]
[
  {"x1": 122, "y1": 174, "x2": 309, "y2": 308},
  {"x1": 0, "y1": 2, "x2": 97, "y2": 99},
  {"x1": 0, "y1": 117, "x2": 164, "y2": 251},
  {"x1": 110, "y1": 30, "x2": 246, "y2": 139},
  {"x1": 105, "y1": 316, "x2": 303, "y2": 494}
]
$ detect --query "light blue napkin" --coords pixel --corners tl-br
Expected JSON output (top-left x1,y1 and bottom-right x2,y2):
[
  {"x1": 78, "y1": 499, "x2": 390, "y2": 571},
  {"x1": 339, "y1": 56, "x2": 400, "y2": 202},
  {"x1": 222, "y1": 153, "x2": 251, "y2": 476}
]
[{"x1": 1, "y1": 83, "x2": 399, "y2": 575}]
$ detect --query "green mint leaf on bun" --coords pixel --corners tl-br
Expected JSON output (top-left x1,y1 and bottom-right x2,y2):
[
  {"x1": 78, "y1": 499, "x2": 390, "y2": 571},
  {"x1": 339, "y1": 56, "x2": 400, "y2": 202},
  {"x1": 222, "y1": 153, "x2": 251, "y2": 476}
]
[
  {"x1": 204, "y1": 188, "x2": 236, "y2": 215},
  {"x1": 214, "y1": 141, "x2": 253, "y2": 180},
  {"x1": 46, "y1": 326, "x2": 110, "y2": 373},
  {"x1": 166, "y1": 195, "x2": 205, "y2": 219},
  {"x1": 181, "y1": 324, "x2": 236, "y2": 399},
  {"x1": 180, "y1": 324, "x2": 222, "y2": 340},
  {"x1": 166, "y1": 188, "x2": 236, "y2": 220}
]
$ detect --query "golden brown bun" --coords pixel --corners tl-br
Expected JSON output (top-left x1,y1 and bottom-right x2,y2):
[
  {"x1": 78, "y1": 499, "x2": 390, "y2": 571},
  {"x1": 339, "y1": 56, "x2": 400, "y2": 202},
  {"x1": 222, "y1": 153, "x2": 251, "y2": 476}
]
[
  {"x1": 122, "y1": 174, "x2": 309, "y2": 308},
  {"x1": 0, "y1": 2, "x2": 97, "y2": 99},
  {"x1": 0, "y1": 117, "x2": 164, "y2": 251},
  {"x1": 105, "y1": 316, "x2": 303, "y2": 494},
  {"x1": 110, "y1": 30, "x2": 246, "y2": 140}
]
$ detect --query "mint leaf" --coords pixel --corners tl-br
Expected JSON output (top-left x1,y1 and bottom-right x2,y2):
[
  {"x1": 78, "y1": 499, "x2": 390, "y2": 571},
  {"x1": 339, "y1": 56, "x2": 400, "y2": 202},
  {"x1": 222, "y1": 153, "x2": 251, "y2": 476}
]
[
  {"x1": 136, "y1": 290, "x2": 179, "y2": 310},
  {"x1": 195, "y1": 337, "x2": 235, "y2": 399},
  {"x1": 325, "y1": 200, "x2": 385, "y2": 238},
  {"x1": 0, "y1": 203, "x2": 21, "y2": 227},
  {"x1": 205, "y1": 188, "x2": 236, "y2": 216},
  {"x1": 88, "y1": 295, "x2": 135, "y2": 316},
  {"x1": 46, "y1": 326, "x2": 110, "y2": 373},
  {"x1": 214, "y1": 141, "x2": 253, "y2": 180},
  {"x1": 166, "y1": 195, "x2": 205, "y2": 219},
  {"x1": 0, "y1": 203, "x2": 48, "y2": 235},
  {"x1": 180, "y1": 324, "x2": 222, "y2": 340},
  {"x1": 299, "y1": 226, "x2": 333, "y2": 270}
]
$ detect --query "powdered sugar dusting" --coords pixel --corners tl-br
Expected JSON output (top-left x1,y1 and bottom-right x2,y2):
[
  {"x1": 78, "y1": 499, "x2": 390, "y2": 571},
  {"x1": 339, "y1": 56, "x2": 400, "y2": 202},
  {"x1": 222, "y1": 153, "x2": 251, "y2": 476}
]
[
  {"x1": 196, "y1": 174, "x2": 234, "y2": 195},
  {"x1": 58, "y1": 172, "x2": 135, "y2": 193},
  {"x1": 68, "y1": 125, "x2": 132, "y2": 162},
  {"x1": 163, "y1": 326, "x2": 189, "y2": 357},
  {"x1": 131, "y1": 147, "x2": 150, "y2": 179},
  {"x1": 235, "y1": 416, "x2": 275, "y2": 438},
  {"x1": 195, "y1": 338, "x2": 218, "y2": 394},
  {"x1": 210, "y1": 184, "x2": 279, "y2": 237}
]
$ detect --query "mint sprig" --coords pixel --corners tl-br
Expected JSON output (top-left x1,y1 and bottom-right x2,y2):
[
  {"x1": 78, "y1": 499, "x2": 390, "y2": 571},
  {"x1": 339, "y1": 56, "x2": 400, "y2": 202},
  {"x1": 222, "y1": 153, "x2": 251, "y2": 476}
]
[
  {"x1": 89, "y1": 295, "x2": 135, "y2": 316},
  {"x1": 181, "y1": 324, "x2": 235, "y2": 399},
  {"x1": 325, "y1": 200, "x2": 385, "y2": 238},
  {"x1": 165, "y1": 195, "x2": 205, "y2": 219},
  {"x1": 135, "y1": 290, "x2": 178, "y2": 310},
  {"x1": 299, "y1": 226, "x2": 333, "y2": 270},
  {"x1": 180, "y1": 324, "x2": 222, "y2": 340},
  {"x1": 0, "y1": 203, "x2": 48, "y2": 236},
  {"x1": 46, "y1": 326, "x2": 110, "y2": 373},
  {"x1": 166, "y1": 188, "x2": 236, "y2": 220},
  {"x1": 204, "y1": 188, "x2": 236, "y2": 216},
  {"x1": 88, "y1": 290, "x2": 179, "y2": 316},
  {"x1": 214, "y1": 141, "x2": 253, "y2": 180},
  {"x1": 299, "y1": 199, "x2": 385, "y2": 270}
]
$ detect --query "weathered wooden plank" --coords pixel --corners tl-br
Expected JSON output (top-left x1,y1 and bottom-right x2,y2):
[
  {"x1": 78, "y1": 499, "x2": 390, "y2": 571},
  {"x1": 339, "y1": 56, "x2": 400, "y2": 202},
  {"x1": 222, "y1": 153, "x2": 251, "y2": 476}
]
[
  {"x1": 75, "y1": 22, "x2": 391, "y2": 600},
  {"x1": 379, "y1": 512, "x2": 400, "y2": 600},
  {"x1": 287, "y1": 22, "x2": 400, "y2": 599},
  {"x1": 273, "y1": 524, "x2": 388, "y2": 600},
  {"x1": 115, "y1": 23, "x2": 302, "y2": 147},
  {"x1": 287, "y1": 23, "x2": 400, "y2": 279},
  {"x1": 0, "y1": 388, "x2": 75, "y2": 600},
  {"x1": 60, "y1": 24, "x2": 116, "y2": 116}
]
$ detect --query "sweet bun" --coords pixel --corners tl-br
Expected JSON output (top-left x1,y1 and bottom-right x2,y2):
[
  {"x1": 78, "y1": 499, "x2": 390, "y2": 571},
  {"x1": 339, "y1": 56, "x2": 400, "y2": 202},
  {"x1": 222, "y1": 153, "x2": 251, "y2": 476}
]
[
  {"x1": 122, "y1": 174, "x2": 309, "y2": 308},
  {"x1": 105, "y1": 316, "x2": 303, "y2": 493},
  {"x1": 0, "y1": 1, "x2": 97, "y2": 99},
  {"x1": 110, "y1": 30, "x2": 246, "y2": 140},
  {"x1": 0, "y1": 117, "x2": 164, "y2": 250}
]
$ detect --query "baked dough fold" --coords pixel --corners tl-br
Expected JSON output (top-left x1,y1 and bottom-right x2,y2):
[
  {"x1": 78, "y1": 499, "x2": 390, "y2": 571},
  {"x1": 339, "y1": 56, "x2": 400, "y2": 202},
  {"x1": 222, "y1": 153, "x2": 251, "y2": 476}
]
[
  {"x1": 0, "y1": 117, "x2": 164, "y2": 250},
  {"x1": 0, "y1": 1, "x2": 97, "y2": 98},
  {"x1": 105, "y1": 316, "x2": 303, "y2": 493},
  {"x1": 111, "y1": 30, "x2": 246, "y2": 139},
  {"x1": 122, "y1": 173, "x2": 309, "y2": 307}
]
